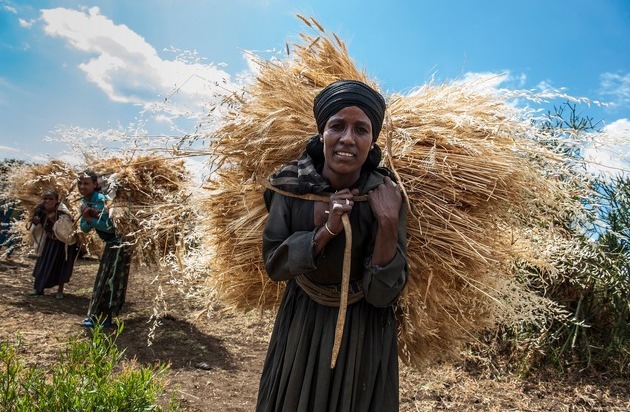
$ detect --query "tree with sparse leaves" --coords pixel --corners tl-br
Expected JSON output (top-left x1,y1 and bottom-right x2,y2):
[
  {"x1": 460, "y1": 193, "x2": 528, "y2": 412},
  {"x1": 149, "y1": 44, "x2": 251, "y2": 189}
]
[{"x1": 489, "y1": 102, "x2": 629, "y2": 376}]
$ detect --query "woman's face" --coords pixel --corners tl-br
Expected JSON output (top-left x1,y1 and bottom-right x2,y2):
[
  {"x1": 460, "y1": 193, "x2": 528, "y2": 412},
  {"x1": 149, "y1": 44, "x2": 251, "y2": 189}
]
[
  {"x1": 41, "y1": 194, "x2": 57, "y2": 212},
  {"x1": 321, "y1": 105, "x2": 373, "y2": 183},
  {"x1": 78, "y1": 177, "x2": 98, "y2": 197}
]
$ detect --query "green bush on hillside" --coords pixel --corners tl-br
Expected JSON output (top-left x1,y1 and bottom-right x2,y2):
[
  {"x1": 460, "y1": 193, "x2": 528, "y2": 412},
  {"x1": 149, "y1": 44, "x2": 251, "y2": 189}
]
[{"x1": 0, "y1": 322, "x2": 180, "y2": 412}]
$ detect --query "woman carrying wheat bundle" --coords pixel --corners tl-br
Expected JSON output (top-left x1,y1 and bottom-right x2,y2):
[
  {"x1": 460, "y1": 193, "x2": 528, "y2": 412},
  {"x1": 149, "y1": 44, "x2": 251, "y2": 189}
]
[
  {"x1": 77, "y1": 170, "x2": 132, "y2": 328},
  {"x1": 256, "y1": 80, "x2": 408, "y2": 412},
  {"x1": 28, "y1": 189, "x2": 79, "y2": 299}
]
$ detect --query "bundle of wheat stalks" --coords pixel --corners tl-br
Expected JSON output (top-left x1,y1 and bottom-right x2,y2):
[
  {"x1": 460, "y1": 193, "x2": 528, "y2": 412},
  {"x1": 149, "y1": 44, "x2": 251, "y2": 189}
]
[
  {"x1": 6, "y1": 160, "x2": 77, "y2": 214},
  {"x1": 4, "y1": 160, "x2": 102, "y2": 252},
  {"x1": 6, "y1": 155, "x2": 191, "y2": 267},
  {"x1": 89, "y1": 155, "x2": 191, "y2": 266},
  {"x1": 197, "y1": 16, "x2": 579, "y2": 367}
]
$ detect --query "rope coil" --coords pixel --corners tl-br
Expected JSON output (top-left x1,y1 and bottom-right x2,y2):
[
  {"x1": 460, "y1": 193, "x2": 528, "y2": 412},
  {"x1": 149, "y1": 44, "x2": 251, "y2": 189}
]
[{"x1": 262, "y1": 180, "x2": 362, "y2": 368}]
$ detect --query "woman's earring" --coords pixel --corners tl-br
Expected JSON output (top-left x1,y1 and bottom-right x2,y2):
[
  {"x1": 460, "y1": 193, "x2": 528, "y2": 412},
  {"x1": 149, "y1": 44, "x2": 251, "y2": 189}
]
[
  {"x1": 306, "y1": 135, "x2": 326, "y2": 163},
  {"x1": 364, "y1": 143, "x2": 382, "y2": 170}
]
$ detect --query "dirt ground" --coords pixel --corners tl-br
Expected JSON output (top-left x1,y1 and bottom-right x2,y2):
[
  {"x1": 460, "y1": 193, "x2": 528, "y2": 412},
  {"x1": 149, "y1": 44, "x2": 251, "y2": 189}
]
[{"x1": 1, "y1": 246, "x2": 628, "y2": 412}]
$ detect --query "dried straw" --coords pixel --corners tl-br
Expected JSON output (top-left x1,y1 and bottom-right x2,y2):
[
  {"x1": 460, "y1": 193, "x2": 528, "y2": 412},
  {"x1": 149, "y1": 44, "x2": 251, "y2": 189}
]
[
  {"x1": 4, "y1": 155, "x2": 191, "y2": 267},
  {"x1": 4, "y1": 160, "x2": 101, "y2": 254},
  {"x1": 6, "y1": 160, "x2": 77, "y2": 213},
  {"x1": 194, "y1": 16, "x2": 575, "y2": 367},
  {"x1": 89, "y1": 155, "x2": 191, "y2": 267}
]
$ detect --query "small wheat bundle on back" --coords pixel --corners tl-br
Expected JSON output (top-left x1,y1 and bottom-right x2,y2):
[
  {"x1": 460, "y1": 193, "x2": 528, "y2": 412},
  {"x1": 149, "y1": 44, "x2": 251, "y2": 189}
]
[
  {"x1": 198, "y1": 16, "x2": 571, "y2": 367},
  {"x1": 3, "y1": 160, "x2": 101, "y2": 251},
  {"x1": 89, "y1": 155, "x2": 191, "y2": 267},
  {"x1": 6, "y1": 160, "x2": 77, "y2": 214},
  {"x1": 4, "y1": 156, "x2": 192, "y2": 265}
]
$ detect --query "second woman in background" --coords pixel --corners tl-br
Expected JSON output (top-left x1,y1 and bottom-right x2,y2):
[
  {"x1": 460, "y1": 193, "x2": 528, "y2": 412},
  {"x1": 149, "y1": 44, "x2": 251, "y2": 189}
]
[{"x1": 29, "y1": 189, "x2": 79, "y2": 298}]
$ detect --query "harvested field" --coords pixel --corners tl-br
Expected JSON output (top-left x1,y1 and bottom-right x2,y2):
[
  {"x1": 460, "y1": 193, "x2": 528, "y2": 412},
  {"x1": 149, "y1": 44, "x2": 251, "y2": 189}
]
[{"x1": 1, "y1": 245, "x2": 628, "y2": 411}]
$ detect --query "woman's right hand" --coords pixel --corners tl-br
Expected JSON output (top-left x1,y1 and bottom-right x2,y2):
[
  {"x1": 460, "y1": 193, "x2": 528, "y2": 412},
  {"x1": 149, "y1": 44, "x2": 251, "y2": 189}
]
[
  {"x1": 312, "y1": 189, "x2": 356, "y2": 256},
  {"x1": 82, "y1": 206, "x2": 94, "y2": 220}
]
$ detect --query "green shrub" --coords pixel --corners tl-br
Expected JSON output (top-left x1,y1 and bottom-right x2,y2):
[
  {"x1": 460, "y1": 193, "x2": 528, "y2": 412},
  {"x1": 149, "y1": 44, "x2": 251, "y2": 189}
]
[
  {"x1": 0, "y1": 322, "x2": 180, "y2": 412},
  {"x1": 491, "y1": 104, "x2": 630, "y2": 377}
]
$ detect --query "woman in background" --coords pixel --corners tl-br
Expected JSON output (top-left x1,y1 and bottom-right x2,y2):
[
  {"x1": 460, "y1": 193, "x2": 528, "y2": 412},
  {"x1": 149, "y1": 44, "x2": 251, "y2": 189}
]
[
  {"x1": 29, "y1": 190, "x2": 78, "y2": 298},
  {"x1": 78, "y1": 170, "x2": 131, "y2": 327}
]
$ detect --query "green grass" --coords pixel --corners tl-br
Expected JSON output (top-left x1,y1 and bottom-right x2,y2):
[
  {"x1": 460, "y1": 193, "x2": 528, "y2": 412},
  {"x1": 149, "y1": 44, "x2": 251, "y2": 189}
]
[{"x1": 0, "y1": 322, "x2": 180, "y2": 412}]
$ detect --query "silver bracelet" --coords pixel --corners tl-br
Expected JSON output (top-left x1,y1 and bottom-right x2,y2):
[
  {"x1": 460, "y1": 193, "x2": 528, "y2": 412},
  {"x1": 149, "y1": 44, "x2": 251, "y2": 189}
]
[{"x1": 324, "y1": 222, "x2": 338, "y2": 236}]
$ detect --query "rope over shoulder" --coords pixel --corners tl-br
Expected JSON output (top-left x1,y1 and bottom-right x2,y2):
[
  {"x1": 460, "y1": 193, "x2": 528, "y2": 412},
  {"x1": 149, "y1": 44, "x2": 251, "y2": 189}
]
[
  {"x1": 260, "y1": 178, "x2": 369, "y2": 203},
  {"x1": 260, "y1": 177, "x2": 365, "y2": 368}
]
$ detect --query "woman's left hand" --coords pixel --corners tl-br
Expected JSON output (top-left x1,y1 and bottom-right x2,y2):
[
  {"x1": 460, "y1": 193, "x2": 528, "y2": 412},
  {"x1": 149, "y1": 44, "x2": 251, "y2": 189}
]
[
  {"x1": 368, "y1": 176, "x2": 403, "y2": 267},
  {"x1": 368, "y1": 176, "x2": 402, "y2": 224}
]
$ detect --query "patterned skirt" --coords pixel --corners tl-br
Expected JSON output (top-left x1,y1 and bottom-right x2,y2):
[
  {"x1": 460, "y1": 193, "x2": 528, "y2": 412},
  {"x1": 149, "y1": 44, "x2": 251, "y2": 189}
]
[{"x1": 87, "y1": 240, "x2": 132, "y2": 320}]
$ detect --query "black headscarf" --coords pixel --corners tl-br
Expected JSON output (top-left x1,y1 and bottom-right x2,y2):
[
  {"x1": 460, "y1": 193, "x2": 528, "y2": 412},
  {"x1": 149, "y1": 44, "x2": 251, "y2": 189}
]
[
  {"x1": 78, "y1": 170, "x2": 98, "y2": 183},
  {"x1": 269, "y1": 80, "x2": 389, "y2": 194},
  {"x1": 313, "y1": 80, "x2": 386, "y2": 141}
]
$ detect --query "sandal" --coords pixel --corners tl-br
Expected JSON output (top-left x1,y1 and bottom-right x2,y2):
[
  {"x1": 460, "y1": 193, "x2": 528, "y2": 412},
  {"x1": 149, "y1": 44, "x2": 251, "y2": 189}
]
[
  {"x1": 28, "y1": 290, "x2": 43, "y2": 296},
  {"x1": 81, "y1": 318, "x2": 94, "y2": 327},
  {"x1": 55, "y1": 292, "x2": 64, "y2": 300},
  {"x1": 81, "y1": 317, "x2": 112, "y2": 328}
]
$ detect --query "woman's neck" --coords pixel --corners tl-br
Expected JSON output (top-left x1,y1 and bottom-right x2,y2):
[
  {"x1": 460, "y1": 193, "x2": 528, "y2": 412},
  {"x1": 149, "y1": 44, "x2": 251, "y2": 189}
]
[{"x1": 323, "y1": 171, "x2": 361, "y2": 191}]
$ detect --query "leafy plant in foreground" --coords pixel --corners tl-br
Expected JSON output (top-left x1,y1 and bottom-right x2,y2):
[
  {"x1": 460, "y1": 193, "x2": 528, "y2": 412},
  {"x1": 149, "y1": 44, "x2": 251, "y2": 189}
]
[{"x1": 0, "y1": 322, "x2": 180, "y2": 411}]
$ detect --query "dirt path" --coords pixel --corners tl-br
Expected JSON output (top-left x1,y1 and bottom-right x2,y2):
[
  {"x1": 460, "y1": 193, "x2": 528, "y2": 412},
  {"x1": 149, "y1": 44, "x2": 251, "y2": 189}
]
[{"x1": 1, "y1": 249, "x2": 628, "y2": 411}]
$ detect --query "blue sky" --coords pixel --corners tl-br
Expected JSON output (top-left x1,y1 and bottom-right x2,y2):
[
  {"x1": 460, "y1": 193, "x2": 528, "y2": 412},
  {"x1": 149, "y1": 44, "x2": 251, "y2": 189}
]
[{"x1": 1, "y1": 0, "x2": 629, "y2": 172}]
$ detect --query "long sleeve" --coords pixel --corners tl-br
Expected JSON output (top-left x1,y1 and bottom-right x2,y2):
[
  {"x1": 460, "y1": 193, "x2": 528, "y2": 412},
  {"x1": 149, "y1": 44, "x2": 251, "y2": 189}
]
[
  {"x1": 80, "y1": 213, "x2": 114, "y2": 233},
  {"x1": 262, "y1": 185, "x2": 408, "y2": 308},
  {"x1": 79, "y1": 192, "x2": 115, "y2": 234},
  {"x1": 362, "y1": 201, "x2": 408, "y2": 307},
  {"x1": 32, "y1": 204, "x2": 47, "y2": 226},
  {"x1": 79, "y1": 215, "x2": 91, "y2": 233},
  {"x1": 262, "y1": 193, "x2": 318, "y2": 281}
]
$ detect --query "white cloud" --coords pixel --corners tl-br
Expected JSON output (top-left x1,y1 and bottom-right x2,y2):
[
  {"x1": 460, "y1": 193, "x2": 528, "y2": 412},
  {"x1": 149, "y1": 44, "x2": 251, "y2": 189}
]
[
  {"x1": 454, "y1": 71, "x2": 513, "y2": 93},
  {"x1": 536, "y1": 80, "x2": 557, "y2": 91},
  {"x1": 604, "y1": 118, "x2": 630, "y2": 139},
  {"x1": 599, "y1": 72, "x2": 630, "y2": 109},
  {"x1": 583, "y1": 118, "x2": 630, "y2": 176},
  {"x1": 3, "y1": 5, "x2": 16, "y2": 14},
  {"x1": 39, "y1": 7, "x2": 244, "y2": 119},
  {"x1": 0, "y1": 145, "x2": 26, "y2": 163},
  {"x1": 18, "y1": 18, "x2": 33, "y2": 28},
  {"x1": 183, "y1": 156, "x2": 210, "y2": 184}
]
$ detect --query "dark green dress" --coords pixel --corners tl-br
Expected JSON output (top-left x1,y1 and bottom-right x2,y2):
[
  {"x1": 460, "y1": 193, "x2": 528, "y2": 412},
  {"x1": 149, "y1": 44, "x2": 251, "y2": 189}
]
[
  {"x1": 80, "y1": 191, "x2": 131, "y2": 321},
  {"x1": 257, "y1": 169, "x2": 408, "y2": 412}
]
